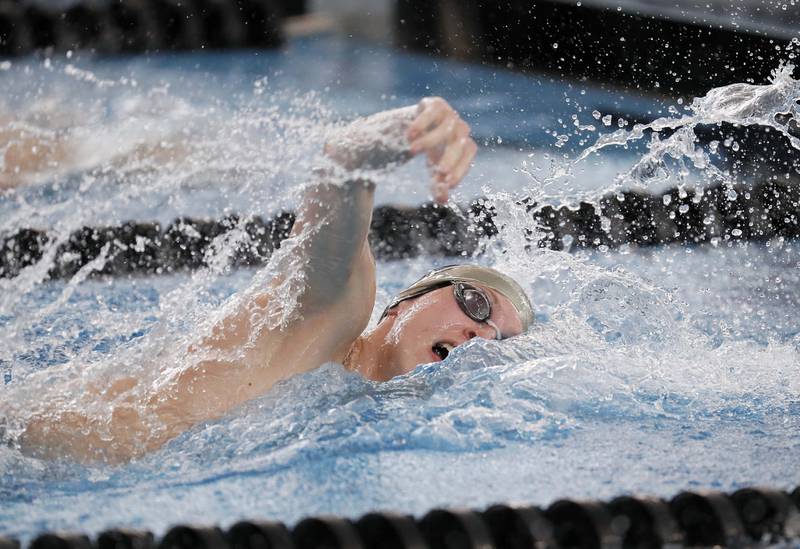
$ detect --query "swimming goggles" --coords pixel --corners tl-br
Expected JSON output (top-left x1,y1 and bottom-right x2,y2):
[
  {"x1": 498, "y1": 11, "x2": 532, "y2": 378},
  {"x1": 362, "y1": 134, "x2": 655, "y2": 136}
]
[{"x1": 452, "y1": 282, "x2": 503, "y2": 340}]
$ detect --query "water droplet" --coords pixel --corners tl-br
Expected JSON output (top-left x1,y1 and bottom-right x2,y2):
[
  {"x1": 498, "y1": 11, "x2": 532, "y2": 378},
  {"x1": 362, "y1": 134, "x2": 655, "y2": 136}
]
[
  {"x1": 662, "y1": 194, "x2": 672, "y2": 205},
  {"x1": 592, "y1": 110, "x2": 601, "y2": 120},
  {"x1": 601, "y1": 114, "x2": 612, "y2": 126},
  {"x1": 731, "y1": 228, "x2": 743, "y2": 236},
  {"x1": 552, "y1": 42, "x2": 559, "y2": 49}
]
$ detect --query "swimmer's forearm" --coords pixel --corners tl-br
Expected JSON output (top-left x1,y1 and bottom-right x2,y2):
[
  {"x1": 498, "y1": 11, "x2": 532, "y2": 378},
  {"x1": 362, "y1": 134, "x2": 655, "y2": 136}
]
[
  {"x1": 288, "y1": 106, "x2": 417, "y2": 309},
  {"x1": 324, "y1": 106, "x2": 416, "y2": 171}
]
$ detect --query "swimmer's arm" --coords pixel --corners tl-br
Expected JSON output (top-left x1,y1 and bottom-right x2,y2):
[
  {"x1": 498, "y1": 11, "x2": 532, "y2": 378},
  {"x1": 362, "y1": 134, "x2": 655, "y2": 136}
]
[
  {"x1": 0, "y1": 120, "x2": 72, "y2": 189},
  {"x1": 295, "y1": 97, "x2": 478, "y2": 314},
  {"x1": 17, "y1": 178, "x2": 382, "y2": 465},
  {"x1": 281, "y1": 109, "x2": 417, "y2": 319}
]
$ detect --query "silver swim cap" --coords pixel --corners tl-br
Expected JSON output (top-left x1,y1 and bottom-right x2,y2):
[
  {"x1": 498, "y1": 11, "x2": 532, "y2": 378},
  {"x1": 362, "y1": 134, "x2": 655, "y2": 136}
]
[{"x1": 380, "y1": 264, "x2": 534, "y2": 330}]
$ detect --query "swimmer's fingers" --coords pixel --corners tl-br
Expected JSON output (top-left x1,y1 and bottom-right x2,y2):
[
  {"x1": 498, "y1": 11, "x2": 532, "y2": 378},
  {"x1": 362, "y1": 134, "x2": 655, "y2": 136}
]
[
  {"x1": 433, "y1": 123, "x2": 474, "y2": 182},
  {"x1": 410, "y1": 114, "x2": 458, "y2": 155},
  {"x1": 447, "y1": 139, "x2": 477, "y2": 187},
  {"x1": 407, "y1": 97, "x2": 451, "y2": 142},
  {"x1": 430, "y1": 181, "x2": 450, "y2": 204},
  {"x1": 430, "y1": 139, "x2": 475, "y2": 203}
]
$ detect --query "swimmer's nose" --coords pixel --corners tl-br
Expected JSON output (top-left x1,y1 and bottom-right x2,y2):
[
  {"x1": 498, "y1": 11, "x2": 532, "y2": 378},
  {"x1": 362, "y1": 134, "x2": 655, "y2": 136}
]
[{"x1": 466, "y1": 324, "x2": 498, "y2": 341}]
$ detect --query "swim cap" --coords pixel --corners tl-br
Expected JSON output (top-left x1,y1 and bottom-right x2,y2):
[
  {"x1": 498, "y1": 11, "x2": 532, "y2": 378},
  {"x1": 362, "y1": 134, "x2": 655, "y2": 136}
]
[{"x1": 380, "y1": 264, "x2": 534, "y2": 330}]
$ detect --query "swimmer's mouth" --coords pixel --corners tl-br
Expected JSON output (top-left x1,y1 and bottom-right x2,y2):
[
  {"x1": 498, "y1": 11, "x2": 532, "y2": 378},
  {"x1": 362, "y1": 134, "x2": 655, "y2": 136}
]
[{"x1": 431, "y1": 342, "x2": 454, "y2": 361}]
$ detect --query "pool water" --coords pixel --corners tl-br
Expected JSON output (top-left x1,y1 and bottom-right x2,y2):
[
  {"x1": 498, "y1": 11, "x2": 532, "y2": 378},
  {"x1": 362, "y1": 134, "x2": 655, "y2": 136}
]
[{"x1": 1, "y1": 34, "x2": 799, "y2": 542}]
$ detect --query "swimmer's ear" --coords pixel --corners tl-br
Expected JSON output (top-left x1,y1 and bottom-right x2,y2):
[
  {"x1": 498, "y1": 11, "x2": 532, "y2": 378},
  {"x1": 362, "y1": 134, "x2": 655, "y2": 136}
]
[
  {"x1": 379, "y1": 297, "x2": 417, "y2": 325},
  {"x1": 392, "y1": 299, "x2": 417, "y2": 314},
  {"x1": 378, "y1": 302, "x2": 405, "y2": 324}
]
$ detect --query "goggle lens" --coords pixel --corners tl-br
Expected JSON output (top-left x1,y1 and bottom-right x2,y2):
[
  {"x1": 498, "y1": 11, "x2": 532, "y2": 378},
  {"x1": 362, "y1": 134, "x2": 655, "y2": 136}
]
[{"x1": 454, "y1": 283, "x2": 491, "y2": 322}]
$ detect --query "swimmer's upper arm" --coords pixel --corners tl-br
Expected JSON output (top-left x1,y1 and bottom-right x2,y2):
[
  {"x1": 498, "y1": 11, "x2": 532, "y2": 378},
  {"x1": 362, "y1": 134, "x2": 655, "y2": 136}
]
[{"x1": 289, "y1": 107, "x2": 416, "y2": 319}]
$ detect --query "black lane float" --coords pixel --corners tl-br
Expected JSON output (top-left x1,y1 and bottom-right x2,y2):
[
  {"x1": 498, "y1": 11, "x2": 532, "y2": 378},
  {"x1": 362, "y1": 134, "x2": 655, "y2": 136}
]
[
  {"x1": 2, "y1": 178, "x2": 800, "y2": 280},
  {"x1": 0, "y1": 0, "x2": 285, "y2": 57},
  {"x1": 6, "y1": 486, "x2": 800, "y2": 548}
]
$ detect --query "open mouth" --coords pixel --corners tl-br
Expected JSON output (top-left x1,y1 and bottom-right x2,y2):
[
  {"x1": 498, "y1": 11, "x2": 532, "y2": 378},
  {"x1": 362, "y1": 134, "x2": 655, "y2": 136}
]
[{"x1": 431, "y1": 342, "x2": 454, "y2": 361}]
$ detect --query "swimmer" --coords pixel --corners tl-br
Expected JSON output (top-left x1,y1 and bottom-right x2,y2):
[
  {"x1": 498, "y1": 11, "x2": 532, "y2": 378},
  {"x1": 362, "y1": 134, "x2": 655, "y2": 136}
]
[{"x1": 14, "y1": 97, "x2": 533, "y2": 463}]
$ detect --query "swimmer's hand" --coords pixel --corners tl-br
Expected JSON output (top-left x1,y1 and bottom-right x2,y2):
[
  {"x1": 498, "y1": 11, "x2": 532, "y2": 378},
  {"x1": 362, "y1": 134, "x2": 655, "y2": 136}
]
[
  {"x1": 324, "y1": 97, "x2": 477, "y2": 203},
  {"x1": 407, "y1": 97, "x2": 477, "y2": 204}
]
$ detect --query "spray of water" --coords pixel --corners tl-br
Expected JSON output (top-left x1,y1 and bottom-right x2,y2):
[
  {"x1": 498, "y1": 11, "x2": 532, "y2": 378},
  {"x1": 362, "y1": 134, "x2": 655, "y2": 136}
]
[{"x1": 526, "y1": 62, "x2": 800, "y2": 208}]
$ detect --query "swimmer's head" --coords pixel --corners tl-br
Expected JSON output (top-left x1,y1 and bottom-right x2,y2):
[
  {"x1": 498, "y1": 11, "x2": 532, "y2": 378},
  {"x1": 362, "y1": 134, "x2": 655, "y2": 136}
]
[
  {"x1": 368, "y1": 265, "x2": 533, "y2": 380},
  {"x1": 380, "y1": 264, "x2": 534, "y2": 328}
]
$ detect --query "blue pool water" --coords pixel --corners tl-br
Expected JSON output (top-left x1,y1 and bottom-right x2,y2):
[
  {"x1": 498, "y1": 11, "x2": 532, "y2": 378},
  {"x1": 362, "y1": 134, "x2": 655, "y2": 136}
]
[{"x1": 1, "y1": 34, "x2": 799, "y2": 541}]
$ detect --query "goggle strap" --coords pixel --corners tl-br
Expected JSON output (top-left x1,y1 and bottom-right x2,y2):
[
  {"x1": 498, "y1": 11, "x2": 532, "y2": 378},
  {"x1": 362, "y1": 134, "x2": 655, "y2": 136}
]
[{"x1": 486, "y1": 319, "x2": 503, "y2": 340}]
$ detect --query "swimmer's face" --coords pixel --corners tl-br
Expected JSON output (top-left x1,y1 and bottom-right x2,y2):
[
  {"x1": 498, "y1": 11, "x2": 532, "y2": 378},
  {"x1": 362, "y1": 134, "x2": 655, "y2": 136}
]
[{"x1": 376, "y1": 285, "x2": 524, "y2": 380}]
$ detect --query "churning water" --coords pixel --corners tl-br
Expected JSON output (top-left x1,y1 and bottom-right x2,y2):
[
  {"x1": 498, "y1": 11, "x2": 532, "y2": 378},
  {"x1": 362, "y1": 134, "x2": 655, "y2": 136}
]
[{"x1": 1, "y1": 35, "x2": 799, "y2": 541}]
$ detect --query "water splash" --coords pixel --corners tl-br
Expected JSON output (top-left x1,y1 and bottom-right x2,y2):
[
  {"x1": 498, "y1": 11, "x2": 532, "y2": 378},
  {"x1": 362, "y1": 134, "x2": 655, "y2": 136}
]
[
  {"x1": 1, "y1": 49, "x2": 799, "y2": 542},
  {"x1": 537, "y1": 64, "x2": 800, "y2": 204}
]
